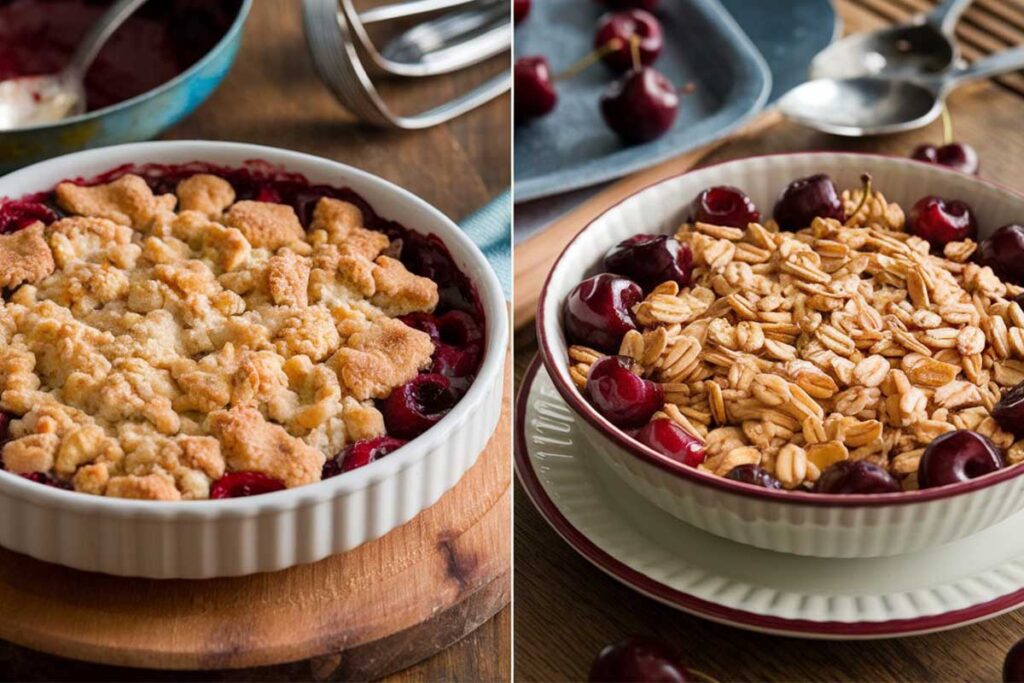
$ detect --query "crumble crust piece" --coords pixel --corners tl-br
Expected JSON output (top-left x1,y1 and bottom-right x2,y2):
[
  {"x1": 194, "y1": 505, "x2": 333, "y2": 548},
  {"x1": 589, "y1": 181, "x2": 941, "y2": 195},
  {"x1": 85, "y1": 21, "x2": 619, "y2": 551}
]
[{"x1": 0, "y1": 176, "x2": 441, "y2": 500}]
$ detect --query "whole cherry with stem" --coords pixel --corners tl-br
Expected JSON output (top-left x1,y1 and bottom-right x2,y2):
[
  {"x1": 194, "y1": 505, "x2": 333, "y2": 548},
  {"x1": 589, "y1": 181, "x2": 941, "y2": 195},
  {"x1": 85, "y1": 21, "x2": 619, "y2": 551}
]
[
  {"x1": 911, "y1": 105, "x2": 979, "y2": 175},
  {"x1": 601, "y1": 35, "x2": 680, "y2": 143},
  {"x1": 594, "y1": 9, "x2": 663, "y2": 72}
]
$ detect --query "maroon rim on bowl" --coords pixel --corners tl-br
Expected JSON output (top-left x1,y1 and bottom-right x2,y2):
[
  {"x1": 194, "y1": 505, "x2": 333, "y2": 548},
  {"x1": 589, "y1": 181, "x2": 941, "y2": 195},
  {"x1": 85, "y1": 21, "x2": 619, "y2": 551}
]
[
  {"x1": 515, "y1": 355, "x2": 1024, "y2": 637},
  {"x1": 536, "y1": 151, "x2": 1024, "y2": 508}
]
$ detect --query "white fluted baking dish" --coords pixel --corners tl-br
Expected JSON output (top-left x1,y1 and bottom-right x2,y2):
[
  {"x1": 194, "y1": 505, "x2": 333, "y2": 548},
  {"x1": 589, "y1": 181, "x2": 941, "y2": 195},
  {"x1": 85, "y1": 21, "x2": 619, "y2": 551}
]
[
  {"x1": 0, "y1": 141, "x2": 507, "y2": 578},
  {"x1": 538, "y1": 152, "x2": 1024, "y2": 559}
]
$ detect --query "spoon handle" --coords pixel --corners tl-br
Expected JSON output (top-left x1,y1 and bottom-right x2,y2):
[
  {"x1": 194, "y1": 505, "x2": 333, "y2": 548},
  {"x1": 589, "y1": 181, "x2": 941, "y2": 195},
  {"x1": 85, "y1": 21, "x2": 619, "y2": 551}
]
[
  {"x1": 64, "y1": 0, "x2": 149, "y2": 79},
  {"x1": 944, "y1": 46, "x2": 1024, "y2": 91},
  {"x1": 925, "y1": 0, "x2": 973, "y2": 37}
]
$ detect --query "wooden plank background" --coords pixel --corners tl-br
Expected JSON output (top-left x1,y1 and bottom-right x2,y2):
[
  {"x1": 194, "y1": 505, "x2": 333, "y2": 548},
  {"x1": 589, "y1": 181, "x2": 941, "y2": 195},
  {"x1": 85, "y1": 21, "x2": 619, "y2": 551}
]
[
  {"x1": 0, "y1": 0, "x2": 511, "y2": 681},
  {"x1": 513, "y1": 0, "x2": 1024, "y2": 680}
]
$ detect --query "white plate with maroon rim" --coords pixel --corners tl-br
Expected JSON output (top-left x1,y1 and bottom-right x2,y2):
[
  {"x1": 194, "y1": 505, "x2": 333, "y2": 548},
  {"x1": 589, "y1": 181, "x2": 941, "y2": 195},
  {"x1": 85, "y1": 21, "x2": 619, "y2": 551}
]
[{"x1": 516, "y1": 356, "x2": 1024, "y2": 638}]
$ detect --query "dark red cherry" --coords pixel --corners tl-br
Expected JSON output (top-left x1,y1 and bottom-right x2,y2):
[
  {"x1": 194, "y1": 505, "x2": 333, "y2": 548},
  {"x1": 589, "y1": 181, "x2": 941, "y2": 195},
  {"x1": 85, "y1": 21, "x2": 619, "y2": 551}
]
[
  {"x1": 0, "y1": 412, "x2": 11, "y2": 445},
  {"x1": 384, "y1": 373, "x2": 457, "y2": 439},
  {"x1": 726, "y1": 464, "x2": 782, "y2": 489},
  {"x1": 398, "y1": 312, "x2": 441, "y2": 342},
  {"x1": 772, "y1": 174, "x2": 844, "y2": 230},
  {"x1": 514, "y1": 0, "x2": 530, "y2": 23},
  {"x1": 431, "y1": 343, "x2": 480, "y2": 378},
  {"x1": 586, "y1": 356, "x2": 663, "y2": 428},
  {"x1": 19, "y1": 472, "x2": 71, "y2": 489},
  {"x1": 437, "y1": 309, "x2": 484, "y2": 347},
  {"x1": 813, "y1": 460, "x2": 900, "y2": 494},
  {"x1": 635, "y1": 419, "x2": 705, "y2": 467},
  {"x1": 604, "y1": 234, "x2": 692, "y2": 291},
  {"x1": 600, "y1": 67, "x2": 679, "y2": 144},
  {"x1": 918, "y1": 430, "x2": 1004, "y2": 489},
  {"x1": 977, "y1": 224, "x2": 1024, "y2": 286},
  {"x1": 690, "y1": 185, "x2": 760, "y2": 228},
  {"x1": 323, "y1": 436, "x2": 408, "y2": 477},
  {"x1": 210, "y1": 471, "x2": 286, "y2": 499},
  {"x1": 564, "y1": 273, "x2": 643, "y2": 353},
  {"x1": 595, "y1": 0, "x2": 659, "y2": 10},
  {"x1": 908, "y1": 195, "x2": 978, "y2": 249},
  {"x1": 595, "y1": 10, "x2": 663, "y2": 72},
  {"x1": 589, "y1": 636, "x2": 690, "y2": 683},
  {"x1": 1005, "y1": 637, "x2": 1024, "y2": 682},
  {"x1": 912, "y1": 142, "x2": 979, "y2": 175},
  {"x1": 515, "y1": 56, "x2": 558, "y2": 120},
  {"x1": 993, "y1": 382, "x2": 1024, "y2": 439},
  {"x1": 0, "y1": 201, "x2": 58, "y2": 234}
]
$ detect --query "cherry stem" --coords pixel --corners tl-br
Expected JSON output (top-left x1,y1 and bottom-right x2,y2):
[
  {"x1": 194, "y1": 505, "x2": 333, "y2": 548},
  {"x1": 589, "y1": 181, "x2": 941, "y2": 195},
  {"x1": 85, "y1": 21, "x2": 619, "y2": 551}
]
[
  {"x1": 846, "y1": 172, "x2": 873, "y2": 225},
  {"x1": 629, "y1": 33, "x2": 641, "y2": 71},
  {"x1": 687, "y1": 669, "x2": 721, "y2": 683},
  {"x1": 555, "y1": 38, "x2": 623, "y2": 82},
  {"x1": 940, "y1": 103, "x2": 953, "y2": 146}
]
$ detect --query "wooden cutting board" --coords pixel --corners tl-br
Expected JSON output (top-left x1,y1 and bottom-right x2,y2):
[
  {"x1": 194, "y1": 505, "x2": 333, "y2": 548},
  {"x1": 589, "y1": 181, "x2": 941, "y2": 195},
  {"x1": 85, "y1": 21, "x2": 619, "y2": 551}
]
[{"x1": 0, "y1": 359, "x2": 511, "y2": 681}]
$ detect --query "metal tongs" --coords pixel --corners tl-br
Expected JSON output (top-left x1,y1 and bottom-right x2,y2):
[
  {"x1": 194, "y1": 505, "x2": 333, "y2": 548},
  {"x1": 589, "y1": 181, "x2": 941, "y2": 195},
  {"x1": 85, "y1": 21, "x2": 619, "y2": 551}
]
[{"x1": 303, "y1": 0, "x2": 510, "y2": 129}]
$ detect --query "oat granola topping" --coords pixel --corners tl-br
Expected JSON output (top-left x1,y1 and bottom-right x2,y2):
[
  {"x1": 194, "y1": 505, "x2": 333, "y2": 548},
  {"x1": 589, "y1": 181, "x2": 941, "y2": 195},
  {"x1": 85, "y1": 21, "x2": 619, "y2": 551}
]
[
  {"x1": 0, "y1": 172, "x2": 458, "y2": 500},
  {"x1": 569, "y1": 179, "x2": 1024, "y2": 492}
]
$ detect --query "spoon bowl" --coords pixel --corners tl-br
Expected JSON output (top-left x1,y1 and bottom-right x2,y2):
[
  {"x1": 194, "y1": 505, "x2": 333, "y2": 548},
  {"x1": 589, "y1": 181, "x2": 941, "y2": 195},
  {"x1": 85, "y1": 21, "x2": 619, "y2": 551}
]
[
  {"x1": 809, "y1": 23, "x2": 956, "y2": 81},
  {"x1": 0, "y1": 74, "x2": 84, "y2": 131}
]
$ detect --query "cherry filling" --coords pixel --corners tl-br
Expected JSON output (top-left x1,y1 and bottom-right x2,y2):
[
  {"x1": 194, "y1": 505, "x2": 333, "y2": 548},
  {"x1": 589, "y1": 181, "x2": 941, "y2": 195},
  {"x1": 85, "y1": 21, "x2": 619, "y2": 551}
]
[
  {"x1": 324, "y1": 436, "x2": 408, "y2": 477},
  {"x1": 210, "y1": 471, "x2": 286, "y2": 499},
  {"x1": 0, "y1": 412, "x2": 10, "y2": 445},
  {"x1": 384, "y1": 373, "x2": 458, "y2": 439},
  {"x1": 0, "y1": 201, "x2": 58, "y2": 234}
]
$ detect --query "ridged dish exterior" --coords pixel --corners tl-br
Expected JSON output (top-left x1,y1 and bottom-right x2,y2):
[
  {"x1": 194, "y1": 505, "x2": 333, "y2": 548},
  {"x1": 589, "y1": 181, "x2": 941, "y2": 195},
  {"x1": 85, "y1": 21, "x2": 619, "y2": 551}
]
[
  {"x1": 539, "y1": 153, "x2": 1024, "y2": 559},
  {"x1": 0, "y1": 142, "x2": 508, "y2": 578}
]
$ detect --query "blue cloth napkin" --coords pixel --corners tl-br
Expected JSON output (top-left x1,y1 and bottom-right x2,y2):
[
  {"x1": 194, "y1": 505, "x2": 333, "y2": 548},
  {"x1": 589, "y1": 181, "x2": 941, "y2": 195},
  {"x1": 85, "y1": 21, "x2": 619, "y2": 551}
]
[{"x1": 459, "y1": 189, "x2": 511, "y2": 299}]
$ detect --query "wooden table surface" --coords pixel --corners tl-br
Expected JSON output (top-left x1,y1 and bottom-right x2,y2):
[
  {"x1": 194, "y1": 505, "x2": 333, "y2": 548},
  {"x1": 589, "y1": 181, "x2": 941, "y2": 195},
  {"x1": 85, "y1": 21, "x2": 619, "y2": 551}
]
[
  {"x1": 513, "y1": 1, "x2": 1024, "y2": 681},
  {"x1": 0, "y1": 1, "x2": 510, "y2": 681}
]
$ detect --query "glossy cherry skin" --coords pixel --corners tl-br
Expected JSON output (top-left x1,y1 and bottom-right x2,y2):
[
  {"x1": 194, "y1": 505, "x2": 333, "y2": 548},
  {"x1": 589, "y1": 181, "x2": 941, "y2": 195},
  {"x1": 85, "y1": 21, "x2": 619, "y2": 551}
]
[
  {"x1": 585, "y1": 356, "x2": 663, "y2": 429},
  {"x1": 600, "y1": 67, "x2": 679, "y2": 144},
  {"x1": 210, "y1": 472, "x2": 286, "y2": 499},
  {"x1": 918, "y1": 430, "x2": 1004, "y2": 489},
  {"x1": 977, "y1": 224, "x2": 1024, "y2": 286},
  {"x1": 813, "y1": 460, "x2": 901, "y2": 494},
  {"x1": 0, "y1": 201, "x2": 58, "y2": 234},
  {"x1": 772, "y1": 173, "x2": 844, "y2": 231},
  {"x1": 589, "y1": 637, "x2": 690, "y2": 683},
  {"x1": 604, "y1": 234, "x2": 692, "y2": 291},
  {"x1": 726, "y1": 464, "x2": 782, "y2": 489},
  {"x1": 1005, "y1": 637, "x2": 1024, "y2": 682},
  {"x1": 690, "y1": 185, "x2": 760, "y2": 228},
  {"x1": 907, "y1": 195, "x2": 978, "y2": 249},
  {"x1": 993, "y1": 381, "x2": 1024, "y2": 439},
  {"x1": 635, "y1": 419, "x2": 705, "y2": 467},
  {"x1": 322, "y1": 436, "x2": 408, "y2": 477},
  {"x1": 515, "y1": 56, "x2": 558, "y2": 120},
  {"x1": 595, "y1": 10, "x2": 663, "y2": 72},
  {"x1": 514, "y1": 0, "x2": 530, "y2": 23},
  {"x1": 912, "y1": 142, "x2": 979, "y2": 175},
  {"x1": 564, "y1": 273, "x2": 643, "y2": 353},
  {"x1": 384, "y1": 373, "x2": 457, "y2": 439}
]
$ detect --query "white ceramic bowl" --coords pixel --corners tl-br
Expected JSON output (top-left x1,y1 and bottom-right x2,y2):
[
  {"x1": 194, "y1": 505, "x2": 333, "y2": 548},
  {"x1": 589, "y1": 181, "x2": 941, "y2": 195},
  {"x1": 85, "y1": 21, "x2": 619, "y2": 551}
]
[
  {"x1": 538, "y1": 152, "x2": 1024, "y2": 559},
  {"x1": 0, "y1": 141, "x2": 507, "y2": 578}
]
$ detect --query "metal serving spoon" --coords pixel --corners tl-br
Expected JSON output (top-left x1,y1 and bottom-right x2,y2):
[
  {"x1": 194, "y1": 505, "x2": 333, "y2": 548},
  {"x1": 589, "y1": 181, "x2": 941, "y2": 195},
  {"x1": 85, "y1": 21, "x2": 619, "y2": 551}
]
[
  {"x1": 0, "y1": 0, "x2": 147, "y2": 131},
  {"x1": 779, "y1": 45, "x2": 1024, "y2": 136},
  {"x1": 809, "y1": 0, "x2": 973, "y2": 81}
]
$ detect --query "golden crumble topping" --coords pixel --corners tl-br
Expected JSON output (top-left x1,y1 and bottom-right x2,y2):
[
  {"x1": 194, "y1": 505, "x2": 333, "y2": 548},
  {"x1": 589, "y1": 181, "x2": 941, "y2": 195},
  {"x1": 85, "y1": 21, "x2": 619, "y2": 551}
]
[{"x1": 0, "y1": 174, "x2": 441, "y2": 500}]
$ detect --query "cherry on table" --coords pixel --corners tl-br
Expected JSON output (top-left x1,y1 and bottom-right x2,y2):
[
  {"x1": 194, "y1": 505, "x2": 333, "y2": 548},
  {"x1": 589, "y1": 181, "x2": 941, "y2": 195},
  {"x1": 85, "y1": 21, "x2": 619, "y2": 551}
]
[
  {"x1": 514, "y1": 0, "x2": 530, "y2": 23},
  {"x1": 564, "y1": 273, "x2": 643, "y2": 353},
  {"x1": 210, "y1": 471, "x2": 286, "y2": 499},
  {"x1": 977, "y1": 224, "x2": 1024, "y2": 286},
  {"x1": 515, "y1": 56, "x2": 558, "y2": 120},
  {"x1": 635, "y1": 419, "x2": 705, "y2": 467},
  {"x1": 585, "y1": 355, "x2": 663, "y2": 429},
  {"x1": 726, "y1": 464, "x2": 782, "y2": 489},
  {"x1": 772, "y1": 173, "x2": 844, "y2": 231},
  {"x1": 813, "y1": 460, "x2": 901, "y2": 494},
  {"x1": 912, "y1": 142, "x2": 980, "y2": 175},
  {"x1": 993, "y1": 381, "x2": 1024, "y2": 439},
  {"x1": 690, "y1": 185, "x2": 760, "y2": 228},
  {"x1": 595, "y1": 10, "x2": 663, "y2": 72},
  {"x1": 589, "y1": 636, "x2": 690, "y2": 683},
  {"x1": 908, "y1": 195, "x2": 978, "y2": 250},
  {"x1": 604, "y1": 234, "x2": 692, "y2": 291},
  {"x1": 600, "y1": 66, "x2": 679, "y2": 144},
  {"x1": 918, "y1": 430, "x2": 1004, "y2": 489},
  {"x1": 1005, "y1": 637, "x2": 1024, "y2": 682}
]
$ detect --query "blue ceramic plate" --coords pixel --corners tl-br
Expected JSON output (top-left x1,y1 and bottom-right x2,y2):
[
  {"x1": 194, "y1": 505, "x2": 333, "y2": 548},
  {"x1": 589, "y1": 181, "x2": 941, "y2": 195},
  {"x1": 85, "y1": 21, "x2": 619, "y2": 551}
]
[{"x1": 514, "y1": 0, "x2": 771, "y2": 202}]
